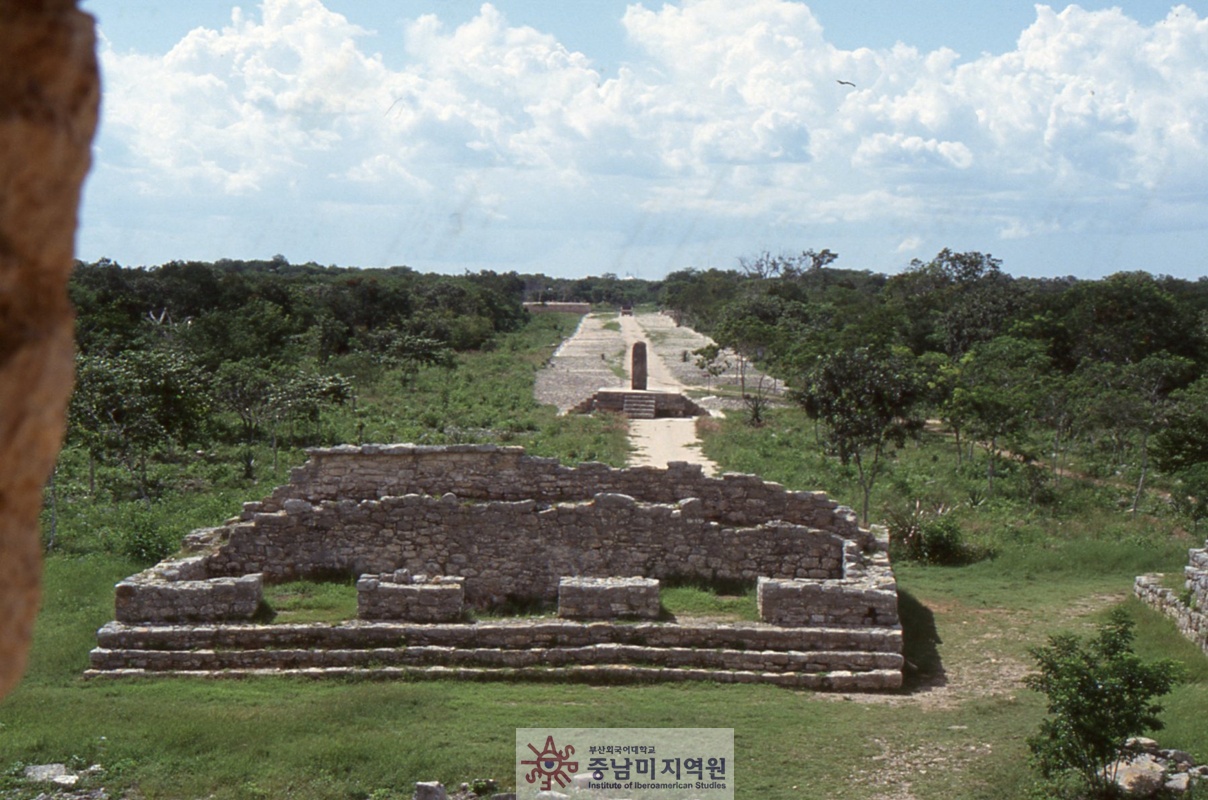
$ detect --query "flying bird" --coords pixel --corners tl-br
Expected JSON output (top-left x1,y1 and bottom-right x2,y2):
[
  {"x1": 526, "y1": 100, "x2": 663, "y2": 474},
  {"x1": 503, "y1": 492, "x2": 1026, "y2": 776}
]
[{"x1": 837, "y1": 80, "x2": 856, "y2": 87}]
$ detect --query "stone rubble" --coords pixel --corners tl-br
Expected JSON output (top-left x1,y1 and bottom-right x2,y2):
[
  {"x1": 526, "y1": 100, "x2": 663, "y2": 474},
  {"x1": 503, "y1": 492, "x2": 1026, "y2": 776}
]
[{"x1": 1113, "y1": 737, "x2": 1208, "y2": 796}]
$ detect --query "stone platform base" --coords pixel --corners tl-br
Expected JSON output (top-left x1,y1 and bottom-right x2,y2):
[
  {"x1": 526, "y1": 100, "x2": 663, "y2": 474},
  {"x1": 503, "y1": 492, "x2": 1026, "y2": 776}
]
[
  {"x1": 568, "y1": 390, "x2": 709, "y2": 418},
  {"x1": 86, "y1": 618, "x2": 904, "y2": 691}
]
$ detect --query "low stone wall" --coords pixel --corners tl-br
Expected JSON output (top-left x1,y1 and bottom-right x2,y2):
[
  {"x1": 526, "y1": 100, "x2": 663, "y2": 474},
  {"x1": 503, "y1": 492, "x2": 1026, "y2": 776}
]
[
  {"x1": 115, "y1": 567, "x2": 262, "y2": 624},
  {"x1": 558, "y1": 577, "x2": 659, "y2": 620},
  {"x1": 251, "y1": 445, "x2": 868, "y2": 547},
  {"x1": 357, "y1": 571, "x2": 464, "y2": 622},
  {"x1": 758, "y1": 575, "x2": 898, "y2": 628},
  {"x1": 205, "y1": 493, "x2": 846, "y2": 608},
  {"x1": 1136, "y1": 571, "x2": 1208, "y2": 659}
]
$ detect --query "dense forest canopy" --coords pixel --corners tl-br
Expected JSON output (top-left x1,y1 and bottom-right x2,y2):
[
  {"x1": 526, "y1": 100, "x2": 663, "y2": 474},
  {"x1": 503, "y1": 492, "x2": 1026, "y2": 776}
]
[{"x1": 65, "y1": 250, "x2": 1208, "y2": 534}]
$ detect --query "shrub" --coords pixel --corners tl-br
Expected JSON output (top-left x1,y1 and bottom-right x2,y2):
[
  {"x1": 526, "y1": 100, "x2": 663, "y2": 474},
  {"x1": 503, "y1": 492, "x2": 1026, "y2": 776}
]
[
  {"x1": 917, "y1": 517, "x2": 968, "y2": 565},
  {"x1": 886, "y1": 501, "x2": 972, "y2": 565},
  {"x1": 117, "y1": 518, "x2": 177, "y2": 564},
  {"x1": 1025, "y1": 608, "x2": 1183, "y2": 799}
]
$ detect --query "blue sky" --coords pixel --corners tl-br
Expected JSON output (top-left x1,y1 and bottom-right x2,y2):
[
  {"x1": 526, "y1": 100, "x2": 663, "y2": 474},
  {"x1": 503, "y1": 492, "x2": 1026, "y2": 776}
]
[{"x1": 77, "y1": 1, "x2": 1208, "y2": 280}]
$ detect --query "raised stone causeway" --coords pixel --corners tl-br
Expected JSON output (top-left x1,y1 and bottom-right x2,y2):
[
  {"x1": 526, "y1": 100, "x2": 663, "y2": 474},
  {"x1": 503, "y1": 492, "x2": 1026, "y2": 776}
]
[{"x1": 88, "y1": 444, "x2": 903, "y2": 690}]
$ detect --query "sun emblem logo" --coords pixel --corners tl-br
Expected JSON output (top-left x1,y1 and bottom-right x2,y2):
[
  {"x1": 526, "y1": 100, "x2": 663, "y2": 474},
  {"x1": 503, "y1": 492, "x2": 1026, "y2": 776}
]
[{"x1": 520, "y1": 734, "x2": 579, "y2": 791}]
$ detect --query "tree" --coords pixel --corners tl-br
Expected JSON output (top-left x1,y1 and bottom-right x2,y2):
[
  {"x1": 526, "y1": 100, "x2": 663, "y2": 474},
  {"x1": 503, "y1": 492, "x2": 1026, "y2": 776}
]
[
  {"x1": 794, "y1": 347, "x2": 923, "y2": 523},
  {"x1": 1025, "y1": 609, "x2": 1182, "y2": 799},
  {"x1": 692, "y1": 344, "x2": 730, "y2": 391},
  {"x1": 1074, "y1": 354, "x2": 1193, "y2": 511},
  {"x1": 884, "y1": 249, "x2": 1019, "y2": 358},
  {"x1": 70, "y1": 349, "x2": 211, "y2": 501},
  {"x1": 953, "y1": 336, "x2": 1049, "y2": 494},
  {"x1": 1153, "y1": 376, "x2": 1208, "y2": 527},
  {"x1": 214, "y1": 360, "x2": 354, "y2": 478}
]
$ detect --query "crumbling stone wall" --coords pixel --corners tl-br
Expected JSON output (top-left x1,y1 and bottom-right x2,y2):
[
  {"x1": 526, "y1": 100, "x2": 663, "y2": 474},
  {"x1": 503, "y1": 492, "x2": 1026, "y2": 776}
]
[
  {"x1": 254, "y1": 444, "x2": 869, "y2": 546},
  {"x1": 205, "y1": 491, "x2": 846, "y2": 607},
  {"x1": 1135, "y1": 542, "x2": 1208, "y2": 658}
]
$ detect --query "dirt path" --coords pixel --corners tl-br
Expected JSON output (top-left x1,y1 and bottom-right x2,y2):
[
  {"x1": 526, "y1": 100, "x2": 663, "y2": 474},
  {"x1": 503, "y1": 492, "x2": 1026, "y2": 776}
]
[
  {"x1": 534, "y1": 311, "x2": 727, "y2": 475},
  {"x1": 609, "y1": 314, "x2": 719, "y2": 475}
]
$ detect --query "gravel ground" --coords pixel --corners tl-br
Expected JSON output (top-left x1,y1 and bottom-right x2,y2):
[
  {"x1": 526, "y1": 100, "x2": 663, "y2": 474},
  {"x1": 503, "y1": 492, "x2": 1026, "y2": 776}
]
[
  {"x1": 533, "y1": 313, "x2": 629, "y2": 413},
  {"x1": 533, "y1": 310, "x2": 778, "y2": 414}
]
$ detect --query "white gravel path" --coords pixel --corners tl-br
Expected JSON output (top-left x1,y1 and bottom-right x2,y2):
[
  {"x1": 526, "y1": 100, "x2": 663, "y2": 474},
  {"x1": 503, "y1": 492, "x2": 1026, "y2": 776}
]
[{"x1": 534, "y1": 310, "x2": 777, "y2": 475}]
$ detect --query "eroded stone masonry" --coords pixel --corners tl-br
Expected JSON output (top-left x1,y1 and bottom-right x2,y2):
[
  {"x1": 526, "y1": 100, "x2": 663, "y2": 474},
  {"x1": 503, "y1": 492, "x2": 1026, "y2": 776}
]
[{"x1": 89, "y1": 445, "x2": 903, "y2": 690}]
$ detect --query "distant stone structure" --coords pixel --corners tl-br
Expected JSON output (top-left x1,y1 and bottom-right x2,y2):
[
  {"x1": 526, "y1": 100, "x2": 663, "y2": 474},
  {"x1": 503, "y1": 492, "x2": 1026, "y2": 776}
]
[
  {"x1": 568, "y1": 390, "x2": 706, "y2": 419},
  {"x1": 89, "y1": 445, "x2": 903, "y2": 690},
  {"x1": 523, "y1": 302, "x2": 592, "y2": 315},
  {"x1": 631, "y1": 342, "x2": 648, "y2": 390},
  {"x1": 1135, "y1": 541, "x2": 1208, "y2": 658}
]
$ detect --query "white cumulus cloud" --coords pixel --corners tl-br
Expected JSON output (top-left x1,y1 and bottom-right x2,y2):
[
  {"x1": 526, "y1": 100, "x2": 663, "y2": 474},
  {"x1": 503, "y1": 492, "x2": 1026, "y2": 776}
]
[{"x1": 82, "y1": 0, "x2": 1208, "y2": 277}]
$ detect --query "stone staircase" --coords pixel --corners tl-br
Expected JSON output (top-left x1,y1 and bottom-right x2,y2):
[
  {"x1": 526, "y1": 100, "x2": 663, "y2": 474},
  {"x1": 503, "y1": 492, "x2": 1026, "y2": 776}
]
[
  {"x1": 568, "y1": 389, "x2": 707, "y2": 418},
  {"x1": 622, "y1": 393, "x2": 657, "y2": 419},
  {"x1": 86, "y1": 618, "x2": 903, "y2": 690}
]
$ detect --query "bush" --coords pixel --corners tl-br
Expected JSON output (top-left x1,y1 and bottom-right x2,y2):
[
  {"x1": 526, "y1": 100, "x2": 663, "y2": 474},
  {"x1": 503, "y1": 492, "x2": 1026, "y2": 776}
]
[
  {"x1": 916, "y1": 517, "x2": 968, "y2": 565},
  {"x1": 117, "y1": 517, "x2": 178, "y2": 564},
  {"x1": 886, "y1": 502, "x2": 973, "y2": 565},
  {"x1": 1025, "y1": 608, "x2": 1183, "y2": 799}
]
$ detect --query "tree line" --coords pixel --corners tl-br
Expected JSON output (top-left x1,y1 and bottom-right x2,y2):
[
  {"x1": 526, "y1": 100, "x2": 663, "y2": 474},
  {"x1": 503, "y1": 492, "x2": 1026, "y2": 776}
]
[
  {"x1": 67, "y1": 257, "x2": 529, "y2": 499},
  {"x1": 658, "y1": 249, "x2": 1208, "y2": 526},
  {"x1": 63, "y1": 251, "x2": 1208, "y2": 532}
]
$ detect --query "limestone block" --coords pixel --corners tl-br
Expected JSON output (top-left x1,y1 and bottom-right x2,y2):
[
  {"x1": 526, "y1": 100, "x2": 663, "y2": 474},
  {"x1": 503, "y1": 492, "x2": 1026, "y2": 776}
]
[
  {"x1": 413, "y1": 781, "x2": 447, "y2": 800},
  {"x1": 114, "y1": 574, "x2": 262, "y2": 624},
  {"x1": 357, "y1": 573, "x2": 464, "y2": 622},
  {"x1": 558, "y1": 576, "x2": 660, "y2": 619}
]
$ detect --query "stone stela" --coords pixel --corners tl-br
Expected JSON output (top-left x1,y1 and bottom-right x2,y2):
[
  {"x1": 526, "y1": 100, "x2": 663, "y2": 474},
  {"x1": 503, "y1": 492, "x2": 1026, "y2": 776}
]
[{"x1": 631, "y1": 342, "x2": 648, "y2": 391}]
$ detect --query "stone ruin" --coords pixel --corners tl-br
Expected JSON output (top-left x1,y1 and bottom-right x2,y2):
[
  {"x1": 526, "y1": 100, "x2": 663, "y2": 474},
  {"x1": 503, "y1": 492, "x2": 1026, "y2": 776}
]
[
  {"x1": 88, "y1": 444, "x2": 903, "y2": 691},
  {"x1": 568, "y1": 343, "x2": 708, "y2": 419},
  {"x1": 1136, "y1": 540, "x2": 1208, "y2": 659}
]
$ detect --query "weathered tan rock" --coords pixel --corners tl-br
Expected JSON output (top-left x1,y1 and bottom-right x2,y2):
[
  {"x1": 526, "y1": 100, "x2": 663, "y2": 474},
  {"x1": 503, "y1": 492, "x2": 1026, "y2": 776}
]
[
  {"x1": 1114, "y1": 753, "x2": 1166, "y2": 795},
  {"x1": 0, "y1": 0, "x2": 99, "y2": 700}
]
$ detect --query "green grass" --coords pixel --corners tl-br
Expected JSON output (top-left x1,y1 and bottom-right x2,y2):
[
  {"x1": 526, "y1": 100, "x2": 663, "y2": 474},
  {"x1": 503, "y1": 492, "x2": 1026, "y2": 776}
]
[
  {"x1": 659, "y1": 584, "x2": 759, "y2": 622},
  {"x1": 264, "y1": 580, "x2": 359, "y2": 624},
  {"x1": 7, "y1": 554, "x2": 1203, "y2": 799},
  {"x1": 5, "y1": 319, "x2": 1208, "y2": 799}
]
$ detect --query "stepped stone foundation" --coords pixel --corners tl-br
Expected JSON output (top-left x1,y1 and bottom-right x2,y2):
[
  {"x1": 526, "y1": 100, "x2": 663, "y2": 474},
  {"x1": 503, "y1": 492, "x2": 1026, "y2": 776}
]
[
  {"x1": 1135, "y1": 542, "x2": 1208, "y2": 658},
  {"x1": 90, "y1": 444, "x2": 903, "y2": 690},
  {"x1": 569, "y1": 389, "x2": 707, "y2": 418},
  {"x1": 559, "y1": 576, "x2": 659, "y2": 620}
]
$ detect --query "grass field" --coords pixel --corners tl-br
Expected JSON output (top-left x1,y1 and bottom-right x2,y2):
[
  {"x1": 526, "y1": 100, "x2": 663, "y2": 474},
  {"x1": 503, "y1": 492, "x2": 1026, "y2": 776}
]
[{"x1": 2, "y1": 317, "x2": 1207, "y2": 799}]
